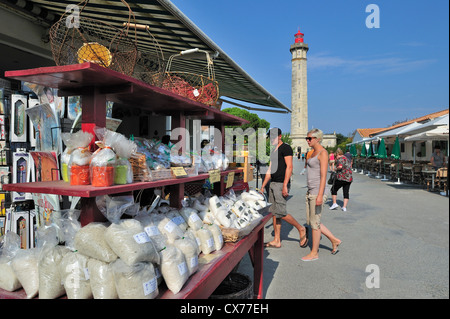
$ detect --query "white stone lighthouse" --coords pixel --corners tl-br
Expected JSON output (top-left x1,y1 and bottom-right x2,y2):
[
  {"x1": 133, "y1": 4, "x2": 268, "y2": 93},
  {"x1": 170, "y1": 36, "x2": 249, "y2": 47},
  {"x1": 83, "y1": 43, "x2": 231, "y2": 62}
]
[{"x1": 290, "y1": 29, "x2": 309, "y2": 154}]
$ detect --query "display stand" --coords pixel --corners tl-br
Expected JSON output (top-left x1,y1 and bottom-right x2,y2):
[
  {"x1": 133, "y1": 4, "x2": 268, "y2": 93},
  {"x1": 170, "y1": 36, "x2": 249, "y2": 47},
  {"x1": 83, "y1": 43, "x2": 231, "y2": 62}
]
[{"x1": 2, "y1": 63, "x2": 270, "y2": 299}]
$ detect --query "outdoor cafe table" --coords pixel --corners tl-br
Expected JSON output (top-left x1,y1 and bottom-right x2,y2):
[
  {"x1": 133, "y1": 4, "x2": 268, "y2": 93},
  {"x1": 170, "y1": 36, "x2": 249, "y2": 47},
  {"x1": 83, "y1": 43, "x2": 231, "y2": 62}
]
[{"x1": 422, "y1": 169, "x2": 438, "y2": 190}]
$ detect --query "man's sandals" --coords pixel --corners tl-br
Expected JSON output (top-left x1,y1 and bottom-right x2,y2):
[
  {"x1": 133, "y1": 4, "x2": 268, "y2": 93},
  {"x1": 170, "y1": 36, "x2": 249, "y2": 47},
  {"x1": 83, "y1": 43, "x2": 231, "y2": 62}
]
[{"x1": 300, "y1": 227, "x2": 309, "y2": 248}]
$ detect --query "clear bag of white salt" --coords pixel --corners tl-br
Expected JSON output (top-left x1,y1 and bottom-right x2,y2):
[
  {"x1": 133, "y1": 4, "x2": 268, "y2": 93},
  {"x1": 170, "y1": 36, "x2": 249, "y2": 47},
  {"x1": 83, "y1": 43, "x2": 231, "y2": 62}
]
[
  {"x1": 11, "y1": 247, "x2": 41, "y2": 299},
  {"x1": 174, "y1": 237, "x2": 199, "y2": 276},
  {"x1": 39, "y1": 245, "x2": 71, "y2": 299},
  {"x1": 87, "y1": 259, "x2": 118, "y2": 299},
  {"x1": 74, "y1": 223, "x2": 118, "y2": 263},
  {"x1": 112, "y1": 259, "x2": 158, "y2": 299},
  {"x1": 0, "y1": 232, "x2": 22, "y2": 292},
  {"x1": 105, "y1": 219, "x2": 160, "y2": 266},
  {"x1": 160, "y1": 245, "x2": 189, "y2": 294},
  {"x1": 59, "y1": 251, "x2": 92, "y2": 299},
  {"x1": 195, "y1": 227, "x2": 216, "y2": 255}
]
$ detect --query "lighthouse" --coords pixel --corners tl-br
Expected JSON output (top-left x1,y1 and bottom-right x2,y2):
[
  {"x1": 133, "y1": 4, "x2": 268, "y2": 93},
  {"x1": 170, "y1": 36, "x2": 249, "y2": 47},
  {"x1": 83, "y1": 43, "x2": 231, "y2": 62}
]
[{"x1": 290, "y1": 29, "x2": 309, "y2": 154}]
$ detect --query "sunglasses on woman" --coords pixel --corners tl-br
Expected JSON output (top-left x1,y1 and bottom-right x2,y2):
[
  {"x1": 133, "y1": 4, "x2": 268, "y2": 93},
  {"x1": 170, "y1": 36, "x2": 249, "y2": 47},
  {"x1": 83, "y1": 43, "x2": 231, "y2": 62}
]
[{"x1": 305, "y1": 137, "x2": 315, "y2": 141}]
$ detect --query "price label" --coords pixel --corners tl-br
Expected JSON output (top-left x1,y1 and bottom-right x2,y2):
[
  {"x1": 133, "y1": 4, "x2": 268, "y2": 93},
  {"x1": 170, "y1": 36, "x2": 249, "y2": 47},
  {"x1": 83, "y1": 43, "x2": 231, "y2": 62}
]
[
  {"x1": 226, "y1": 172, "x2": 235, "y2": 188},
  {"x1": 171, "y1": 167, "x2": 187, "y2": 178},
  {"x1": 208, "y1": 169, "x2": 221, "y2": 183}
]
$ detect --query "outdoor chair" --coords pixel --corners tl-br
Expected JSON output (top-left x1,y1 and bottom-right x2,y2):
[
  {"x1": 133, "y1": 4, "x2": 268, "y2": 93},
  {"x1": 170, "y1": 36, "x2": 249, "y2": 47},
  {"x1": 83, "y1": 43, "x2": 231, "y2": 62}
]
[{"x1": 435, "y1": 167, "x2": 448, "y2": 193}]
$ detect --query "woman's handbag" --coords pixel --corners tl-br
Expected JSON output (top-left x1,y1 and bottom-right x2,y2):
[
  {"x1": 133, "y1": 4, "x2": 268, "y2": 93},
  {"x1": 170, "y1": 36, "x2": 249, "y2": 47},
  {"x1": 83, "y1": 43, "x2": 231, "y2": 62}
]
[{"x1": 328, "y1": 172, "x2": 336, "y2": 185}]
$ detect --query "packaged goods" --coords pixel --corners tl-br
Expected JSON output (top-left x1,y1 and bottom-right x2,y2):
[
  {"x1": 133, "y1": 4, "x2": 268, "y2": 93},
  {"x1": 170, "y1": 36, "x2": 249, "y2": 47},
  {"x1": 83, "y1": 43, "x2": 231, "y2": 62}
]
[
  {"x1": 157, "y1": 216, "x2": 184, "y2": 244},
  {"x1": 11, "y1": 248, "x2": 40, "y2": 298},
  {"x1": 174, "y1": 237, "x2": 198, "y2": 276},
  {"x1": 206, "y1": 223, "x2": 224, "y2": 251},
  {"x1": 160, "y1": 246, "x2": 189, "y2": 294},
  {"x1": 59, "y1": 252, "x2": 92, "y2": 299},
  {"x1": 135, "y1": 214, "x2": 167, "y2": 252},
  {"x1": 74, "y1": 223, "x2": 118, "y2": 263},
  {"x1": 87, "y1": 259, "x2": 118, "y2": 299},
  {"x1": 68, "y1": 132, "x2": 93, "y2": 185},
  {"x1": 0, "y1": 232, "x2": 22, "y2": 292},
  {"x1": 166, "y1": 209, "x2": 188, "y2": 232},
  {"x1": 61, "y1": 131, "x2": 93, "y2": 182},
  {"x1": 39, "y1": 245, "x2": 71, "y2": 299},
  {"x1": 112, "y1": 259, "x2": 158, "y2": 299},
  {"x1": 179, "y1": 207, "x2": 203, "y2": 231},
  {"x1": 183, "y1": 229, "x2": 201, "y2": 255},
  {"x1": 195, "y1": 227, "x2": 215, "y2": 255},
  {"x1": 105, "y1": 219, "x2": 160, "y2": 266},
  {"x1": 112, "y1": 132, "x2": 137, "y2": 185},
  {"x1": 221, "y1": 228, "x2": 239, "y2": 243}
]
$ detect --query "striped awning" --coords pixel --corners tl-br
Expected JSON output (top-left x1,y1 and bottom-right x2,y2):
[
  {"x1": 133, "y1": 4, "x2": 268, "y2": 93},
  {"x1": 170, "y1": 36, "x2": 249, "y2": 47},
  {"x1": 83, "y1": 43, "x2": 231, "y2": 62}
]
[{"x1": 7, "y1": 0, "x2": 290, "y2": 113}]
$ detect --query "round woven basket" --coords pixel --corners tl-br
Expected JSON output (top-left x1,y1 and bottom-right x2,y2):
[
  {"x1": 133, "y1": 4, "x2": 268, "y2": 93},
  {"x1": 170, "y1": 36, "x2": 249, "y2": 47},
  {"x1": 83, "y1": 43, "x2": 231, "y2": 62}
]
[
  {"x1": 50, "y1": 16, "x2": 137, "y2": 76},
  {"x1": 209, "y1": 273, "x2": 253, "y2": 299}
]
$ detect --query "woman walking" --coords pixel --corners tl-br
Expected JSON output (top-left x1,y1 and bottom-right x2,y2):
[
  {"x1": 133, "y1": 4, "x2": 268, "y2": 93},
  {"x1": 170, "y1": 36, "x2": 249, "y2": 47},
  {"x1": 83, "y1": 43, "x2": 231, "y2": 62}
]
[
  {"x1": 329, "y1": 148, "x2": 353, "y2": 212},
  {"x1": 302, "y1": 128, "x2": 341, "y2": 261}
]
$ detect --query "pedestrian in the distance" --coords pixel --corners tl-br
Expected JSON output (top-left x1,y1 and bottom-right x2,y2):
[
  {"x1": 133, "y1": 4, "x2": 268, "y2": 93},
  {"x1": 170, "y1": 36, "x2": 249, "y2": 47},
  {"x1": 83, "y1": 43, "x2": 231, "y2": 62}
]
[{"x1": 329, "y1": 148, "x2": 353, "y2": 212}]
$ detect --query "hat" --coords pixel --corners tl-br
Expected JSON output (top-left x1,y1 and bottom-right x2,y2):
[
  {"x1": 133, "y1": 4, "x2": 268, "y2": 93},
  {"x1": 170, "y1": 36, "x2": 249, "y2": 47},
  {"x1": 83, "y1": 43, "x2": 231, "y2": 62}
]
[{"x1": 267, "y1": 127, "x2": 282, "y2": 139}]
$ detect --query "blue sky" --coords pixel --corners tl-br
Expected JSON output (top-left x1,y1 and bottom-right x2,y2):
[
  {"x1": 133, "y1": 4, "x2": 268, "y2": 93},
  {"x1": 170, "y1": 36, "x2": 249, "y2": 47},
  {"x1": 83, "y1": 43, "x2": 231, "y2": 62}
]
[{"x1": 171, "y1": 0, "x2": 449, "y2": 137}]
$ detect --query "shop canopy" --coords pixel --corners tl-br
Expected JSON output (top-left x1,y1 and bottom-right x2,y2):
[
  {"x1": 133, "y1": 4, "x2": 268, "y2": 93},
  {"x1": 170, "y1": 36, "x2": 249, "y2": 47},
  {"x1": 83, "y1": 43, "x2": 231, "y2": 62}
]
[{"x1": 5, "y1": 0, "x2": 290, "y2": 114}]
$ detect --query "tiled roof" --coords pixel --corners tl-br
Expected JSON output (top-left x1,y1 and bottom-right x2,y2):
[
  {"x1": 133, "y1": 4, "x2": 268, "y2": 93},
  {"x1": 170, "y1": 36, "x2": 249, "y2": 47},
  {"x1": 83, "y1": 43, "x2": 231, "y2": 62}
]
[{"x1": 355, "y1": 108, "x2": 449, "y2": 138}]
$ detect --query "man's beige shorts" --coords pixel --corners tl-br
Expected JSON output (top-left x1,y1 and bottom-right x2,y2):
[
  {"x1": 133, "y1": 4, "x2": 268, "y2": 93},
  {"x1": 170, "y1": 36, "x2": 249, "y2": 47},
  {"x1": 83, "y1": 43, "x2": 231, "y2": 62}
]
[{"x1": 305, "y1": 192, "x2": 328, "y2": 230}]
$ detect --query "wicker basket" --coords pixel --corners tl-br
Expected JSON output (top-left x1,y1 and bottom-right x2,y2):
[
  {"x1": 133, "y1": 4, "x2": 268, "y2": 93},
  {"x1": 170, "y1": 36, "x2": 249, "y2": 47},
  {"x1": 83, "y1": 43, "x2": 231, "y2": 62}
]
[
  {"x1": 210, "y1": 273, "x2": 253, "y2": 299},
  {"x1": 49, "y1": 1, "x2": 137, "y2": 76},
  {"x1": 161, "y1": 49, "x2": 219, "y2": 107}
]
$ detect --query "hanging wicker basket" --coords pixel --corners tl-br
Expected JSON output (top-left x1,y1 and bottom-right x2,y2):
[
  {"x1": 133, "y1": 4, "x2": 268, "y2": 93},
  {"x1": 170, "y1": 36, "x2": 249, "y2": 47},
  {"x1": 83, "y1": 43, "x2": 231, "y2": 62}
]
[
  {"x1": 128, "y1": 23, "x2": 166, "y2": 87},
  {"x1": 161, "y1": 49, "x2": 220, "y2": 108},
  {"x1": 49, "y1": 1, "x2": 138, "y2": 76}
]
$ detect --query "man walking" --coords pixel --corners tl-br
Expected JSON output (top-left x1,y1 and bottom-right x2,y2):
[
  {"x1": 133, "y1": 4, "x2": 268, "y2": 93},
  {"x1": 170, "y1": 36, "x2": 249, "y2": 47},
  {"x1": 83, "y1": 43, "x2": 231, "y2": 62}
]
[{"x1": 261, "y1": 128, "x2": 308, "y2": 249}]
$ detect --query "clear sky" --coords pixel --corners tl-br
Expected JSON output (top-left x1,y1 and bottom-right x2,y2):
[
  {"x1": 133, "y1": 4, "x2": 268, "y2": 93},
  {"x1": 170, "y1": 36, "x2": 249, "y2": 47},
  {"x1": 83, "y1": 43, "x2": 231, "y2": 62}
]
[{"x1": 171, "y1": 0, "x2": 449, "y2": 137}]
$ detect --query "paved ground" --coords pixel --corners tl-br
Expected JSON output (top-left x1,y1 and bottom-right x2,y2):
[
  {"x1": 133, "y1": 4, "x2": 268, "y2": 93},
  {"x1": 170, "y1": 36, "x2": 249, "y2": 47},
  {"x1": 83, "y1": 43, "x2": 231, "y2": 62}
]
[{"x1": 238, "y1": 159, "x2": 449, "y2": 299}]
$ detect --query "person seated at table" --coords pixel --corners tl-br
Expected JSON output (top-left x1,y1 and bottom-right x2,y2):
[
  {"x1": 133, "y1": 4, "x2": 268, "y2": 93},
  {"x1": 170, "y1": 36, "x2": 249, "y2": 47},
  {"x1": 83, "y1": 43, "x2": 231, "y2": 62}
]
[{"x1": 430, "y1": 145, "x2": 446, "y2": 170}]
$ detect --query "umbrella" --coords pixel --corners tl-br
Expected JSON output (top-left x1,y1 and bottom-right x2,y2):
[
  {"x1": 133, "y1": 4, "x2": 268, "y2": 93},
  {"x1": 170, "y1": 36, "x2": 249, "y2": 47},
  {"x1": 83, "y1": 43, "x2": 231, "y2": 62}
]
[
  {"x1": 367, "y1": 141, "x2": 374, "y2": 157},
  {"x1": 361, "y1": 143, "x2": 367, "y2": 157},
  {"x1": 351, "y1": 144, "x2": 357, "y2": 157},
  {"x1": 391, "y1": 136, "x2": 401, "y2": 160},
  {"x1": 376, "y1": 138, "x2": 388, "y2": 180},
  {"x1": 391, "y1": 136, "x2": 402, "y2": 184}
]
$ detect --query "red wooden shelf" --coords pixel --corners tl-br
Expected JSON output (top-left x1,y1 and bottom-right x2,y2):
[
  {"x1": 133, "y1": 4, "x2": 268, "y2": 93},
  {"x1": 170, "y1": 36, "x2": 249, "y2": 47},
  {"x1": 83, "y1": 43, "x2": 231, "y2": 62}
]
[
  {"x1": 2, "y1": 169, "x2": 240, "y2": 198},
  {"x1": 5, "y1": 63, "x2": 249, "y2": 126}
]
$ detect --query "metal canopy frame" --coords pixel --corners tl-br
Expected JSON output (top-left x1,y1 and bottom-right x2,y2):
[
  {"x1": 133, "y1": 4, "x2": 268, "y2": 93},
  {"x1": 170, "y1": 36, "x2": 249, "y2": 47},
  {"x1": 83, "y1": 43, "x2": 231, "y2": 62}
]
[{"x1": 6, "y1": 0, "x2": 290, "y2": 113}]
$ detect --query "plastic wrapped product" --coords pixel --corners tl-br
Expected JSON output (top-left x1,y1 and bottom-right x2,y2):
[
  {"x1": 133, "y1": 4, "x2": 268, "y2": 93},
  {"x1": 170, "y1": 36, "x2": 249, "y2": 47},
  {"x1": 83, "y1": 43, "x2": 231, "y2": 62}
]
[
  {"x1": 249, "y1": 190, "x2": 265, "y2": 201},
  {"x1": 135, "y1": 214, "x2": 167, "y2": 252},
  {"x1": 195, "y1": 227, "x2": 215, "y2": 255},
  {"x1": 112, "y1": 259, "x2": 158, "y2": 299},
  {"x1": 39, "y1": 245, "x2": 71, "y2": 299},
  {"x1": 235, "y1": 217, "x2": 250, "y2": 229},
  {"x1": 74, "y1": 223, "x2": 118, "y2": 263},
  {"x1": 166, "y1": 209, "x2": 188, "y2": 232},
  {"x1": 157, "y1": 216, "x2": 185, "y2": 244},
  {"x1": 112, "y1": 133, "x2": 137, "y2": 185},
  {"x1": 11, "y1": 248, "x2": 40, "y2": 298},
  {"x1": 160, "y1": 246, "x2": 189, "y2": 294},
  {"x1": 68, "y1": 132, "x2": 94, "y2": 185},
  {"x1": 61, "y1": 131, "x2": 93, "y2": 182},
  {"x1": 183, "y1": 230, "x2": 201, "y2": 255},
  {"x1": 206, "y1": 224, "x2": 224, "y2": 251},
  {"x1": 105, "y1": 219, "x2": 160, "y2": 266},
  {"x1": 88, "y1": 259, "x2": 118, "y2": 299},
  {"x1": 179, "y1": 207, "x2": 203, "y2": 231},
  {"x1": 174, "y1": 237, "x2": 199, "y2": 276},
  {"x1": 90, "y1": 144, "x2": 116, "y2": 187},
  {"x1": 0, "y1": 232, "x2": 22, "y2": 292},
  {"x1": 192, "y1": 199, "x2": 208, "y2": 212},
  {"x1": 59, "y1": 252, "x2": 92, "y2": 299},
  {"x1": 209, "y1": 196, "x2": 236, "y2": 227}
]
